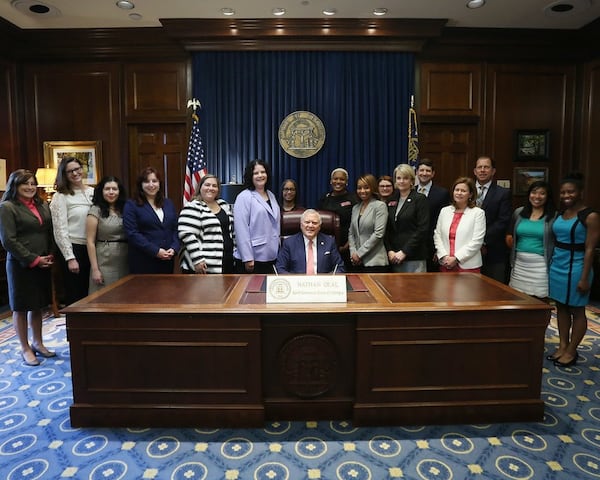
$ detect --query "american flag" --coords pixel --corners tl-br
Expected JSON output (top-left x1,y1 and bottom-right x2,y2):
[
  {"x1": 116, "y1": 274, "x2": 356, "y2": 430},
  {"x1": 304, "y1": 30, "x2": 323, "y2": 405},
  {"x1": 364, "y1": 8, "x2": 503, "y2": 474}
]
[
  {"x1": 183, "y1": 111, "x2": 206, "y2": 204},
  {"x1": 408, "y1": 94, "x2": 419, "y2": 170}
]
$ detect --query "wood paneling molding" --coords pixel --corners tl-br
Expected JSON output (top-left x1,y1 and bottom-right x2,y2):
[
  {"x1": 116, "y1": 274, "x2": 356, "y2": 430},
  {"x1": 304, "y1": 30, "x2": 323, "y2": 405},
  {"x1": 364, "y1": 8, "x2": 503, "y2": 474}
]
[
  {"x1": 125, "y1": 62, "x2": 188, "y2": 120},
  {"x1": 419, "y1": 63, "x2": 482, "y2": 117},
  {"x1": 160, "y1": 18, "x2": 447, "y2": 51}
]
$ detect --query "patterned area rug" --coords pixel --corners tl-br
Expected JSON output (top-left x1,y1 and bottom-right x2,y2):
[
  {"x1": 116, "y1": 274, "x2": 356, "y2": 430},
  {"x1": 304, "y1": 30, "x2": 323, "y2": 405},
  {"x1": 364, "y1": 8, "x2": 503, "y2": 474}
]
[{"x1": 0, "y1": 310, "x2": 599, "y2": 480}]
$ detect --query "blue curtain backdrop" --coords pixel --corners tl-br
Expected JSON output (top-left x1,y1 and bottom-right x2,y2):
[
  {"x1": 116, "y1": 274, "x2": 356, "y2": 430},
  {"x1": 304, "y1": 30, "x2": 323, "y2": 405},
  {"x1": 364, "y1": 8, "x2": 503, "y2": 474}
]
[{"x1": 192, "y1": 51, "x2": 414, "y2": 208}]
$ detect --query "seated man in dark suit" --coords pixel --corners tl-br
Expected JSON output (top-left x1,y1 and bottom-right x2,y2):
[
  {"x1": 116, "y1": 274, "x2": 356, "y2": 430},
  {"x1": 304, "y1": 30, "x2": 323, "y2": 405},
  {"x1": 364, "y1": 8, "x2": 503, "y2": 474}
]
[{"x1": 276, "y1": 209, "x2": 345, "y2": 274}]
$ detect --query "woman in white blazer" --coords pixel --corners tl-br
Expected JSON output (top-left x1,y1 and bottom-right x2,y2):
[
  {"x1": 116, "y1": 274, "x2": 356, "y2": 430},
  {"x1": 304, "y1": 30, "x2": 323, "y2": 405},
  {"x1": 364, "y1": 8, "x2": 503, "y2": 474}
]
[
  {"x1": 349, "y1": 173, "x2": 389, "y2": 272},
  {"x1": 434, "y1": 177, "x2": 486, "y2": 272}
]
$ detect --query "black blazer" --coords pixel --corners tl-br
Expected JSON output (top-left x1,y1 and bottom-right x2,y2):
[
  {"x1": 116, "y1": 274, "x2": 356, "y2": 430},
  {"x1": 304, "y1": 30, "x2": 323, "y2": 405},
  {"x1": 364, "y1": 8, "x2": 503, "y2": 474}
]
[
  {"x1": 384, "y1": 190, "x2": 430, "y2": 260},
  {"x1": 427, "y1": 184, "x2": 451, "y2": 230},
  {"x1": 480, "y1": 182, "x2": 512, "y2": 263}
]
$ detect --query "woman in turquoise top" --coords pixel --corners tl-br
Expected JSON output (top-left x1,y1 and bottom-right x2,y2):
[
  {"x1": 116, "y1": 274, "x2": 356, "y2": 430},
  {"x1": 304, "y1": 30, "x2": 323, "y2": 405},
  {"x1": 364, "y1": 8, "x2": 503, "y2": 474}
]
[
  {"x1": 507, "y1": 180, "x2": 555, "y2": 298},
  {"x1": 547, "y1": 173, "x2": 600, "y2": 367}
]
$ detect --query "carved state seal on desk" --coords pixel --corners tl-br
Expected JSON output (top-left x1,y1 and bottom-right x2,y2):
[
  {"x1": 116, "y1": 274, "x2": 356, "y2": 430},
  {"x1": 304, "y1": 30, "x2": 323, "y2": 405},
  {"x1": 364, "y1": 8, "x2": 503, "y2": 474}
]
[{"x1": 278, "y1": 111, "x2": 326, "y2": 158}]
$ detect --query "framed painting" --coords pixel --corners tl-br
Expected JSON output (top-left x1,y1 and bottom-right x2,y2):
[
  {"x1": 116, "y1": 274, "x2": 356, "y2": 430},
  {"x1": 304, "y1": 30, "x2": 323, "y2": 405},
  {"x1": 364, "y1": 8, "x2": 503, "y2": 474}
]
[
  {"x1": 513, "y1": 167, "x2": 549, "y2": 196},
  {"x1": 43, "y1": 140, "x2": 102, "y2": 185},
  {"x1": 515, "y1": 130, "x2": 550, "y2": 161}
]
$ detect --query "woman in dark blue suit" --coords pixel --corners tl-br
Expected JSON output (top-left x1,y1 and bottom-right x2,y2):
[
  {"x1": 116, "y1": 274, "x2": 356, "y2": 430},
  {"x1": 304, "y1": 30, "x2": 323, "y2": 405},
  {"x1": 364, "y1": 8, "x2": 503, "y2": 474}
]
[{"x1": 123, "y1": 167, "x2": 179, "y2": 274}]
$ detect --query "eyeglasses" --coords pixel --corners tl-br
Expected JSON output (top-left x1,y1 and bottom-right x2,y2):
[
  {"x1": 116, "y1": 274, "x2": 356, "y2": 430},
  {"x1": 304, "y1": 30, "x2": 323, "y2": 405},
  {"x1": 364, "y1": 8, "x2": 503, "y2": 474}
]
[
  {"x1": 379, "y1": 184, "x2": 393, "y2": 189},
  {"x1": 66, "y1": 166, "x2": 83, "y2": 175},
  {"x1": 283, "y1": 188, "x2": 296, "y2": 192}
]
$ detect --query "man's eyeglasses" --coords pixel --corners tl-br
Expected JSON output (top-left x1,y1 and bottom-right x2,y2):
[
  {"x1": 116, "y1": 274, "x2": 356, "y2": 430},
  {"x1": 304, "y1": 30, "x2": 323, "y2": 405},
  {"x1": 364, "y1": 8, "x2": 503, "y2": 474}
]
[{"x1": 66, "y1": 166, "x2": 83, "y2": 175}]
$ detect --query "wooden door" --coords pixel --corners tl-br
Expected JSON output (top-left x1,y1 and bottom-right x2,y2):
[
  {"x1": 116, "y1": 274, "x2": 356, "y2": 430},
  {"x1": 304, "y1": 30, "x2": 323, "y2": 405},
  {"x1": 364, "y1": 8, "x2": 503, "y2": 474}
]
[
  {"x1": 419, "y1": 124, "x2": 478, "y2": 192},
  {"x1": 128, "y1": 124, "x2": 187, "y2": 212}
]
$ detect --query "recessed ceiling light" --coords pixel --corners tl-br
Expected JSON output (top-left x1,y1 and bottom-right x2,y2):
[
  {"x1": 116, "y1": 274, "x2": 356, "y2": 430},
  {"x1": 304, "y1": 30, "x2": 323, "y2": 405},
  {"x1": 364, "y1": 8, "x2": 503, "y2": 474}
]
[
  {"x1": 373, "y1": 8, "x2": 388, "y2": 16},
  {"x1": 129, "y1": 12, "x2": 142, "y2": 20},
  {"x1": 466, "y1": 0, "x2": 485, "y2": 8},
  {"x1": 272, "y1": 7, "x2": 286, "y2": 16},
  {"x1": 116, "y1": 0, "x2": 134, "y2": 10},
  {"x1": 551, "y1": 3, "x2": 574, "y2": 11},
  {"x1": 221, "y1": 7, "x2": 235, "y2": 16},
  {"x1": 11, "y1": 0, "x2": 61, "y2": 17},
  {"x1": 544, "y1": 0, "x2": 591, "y2": 17},
  {"x1": 322, "y1": 8, "x2": 337, "y2": 16}
]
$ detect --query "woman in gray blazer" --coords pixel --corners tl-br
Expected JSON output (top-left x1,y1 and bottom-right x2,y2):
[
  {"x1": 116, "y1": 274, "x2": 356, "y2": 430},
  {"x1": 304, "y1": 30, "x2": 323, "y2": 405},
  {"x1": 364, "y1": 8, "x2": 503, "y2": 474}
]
[
  {"x1": 349, "y1": 173, "x2": 389, "y2": 272},
  {"x1": 0, "y1": 169, "x2": 56, "y2": 366}
]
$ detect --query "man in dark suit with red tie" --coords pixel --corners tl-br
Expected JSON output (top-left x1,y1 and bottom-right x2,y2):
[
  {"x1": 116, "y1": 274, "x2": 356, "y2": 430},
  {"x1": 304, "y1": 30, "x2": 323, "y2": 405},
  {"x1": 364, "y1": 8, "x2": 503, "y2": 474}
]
[
  {"x1": 474, "y1": 155, "x2": 512, "y2": 283},
  {"x1": 415, "y1": 158, "x2": 451, "y2": 271},
  {"x1": 276, "y1": 209, "x2": 345, "y2": 274}
]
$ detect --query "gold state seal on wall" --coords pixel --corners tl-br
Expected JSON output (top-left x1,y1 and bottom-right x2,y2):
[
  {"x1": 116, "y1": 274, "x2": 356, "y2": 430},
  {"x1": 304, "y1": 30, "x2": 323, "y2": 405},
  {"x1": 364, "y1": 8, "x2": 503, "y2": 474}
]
[{"x1": 278, "y1": 111, "x2": 326, "y2": 158}]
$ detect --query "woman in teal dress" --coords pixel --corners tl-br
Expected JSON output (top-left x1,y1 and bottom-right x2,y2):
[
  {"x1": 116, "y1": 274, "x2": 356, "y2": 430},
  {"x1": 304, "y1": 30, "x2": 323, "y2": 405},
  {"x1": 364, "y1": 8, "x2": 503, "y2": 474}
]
[{"x1": 548, "y1": 173, "x2": 600, "y2": 367}]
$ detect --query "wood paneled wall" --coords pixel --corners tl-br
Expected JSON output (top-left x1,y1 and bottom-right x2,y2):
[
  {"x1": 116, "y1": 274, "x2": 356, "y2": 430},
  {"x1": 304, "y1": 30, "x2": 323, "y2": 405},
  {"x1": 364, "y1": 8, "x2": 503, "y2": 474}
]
[
  {"x1": 416, "y1": 60, "x2": 596, "y2": 209},
  {"x1": 0, "y1": 61, "x2": 19, "y2": 172},
  {"x1": 580, "y1": 59, "x2": 600, "y2": 201},
  {"x1": 484, "y1": 64, "x2": 576, "y2": 192},
  {"x1": 0, "y1": 19, "x2": 598, "y2": 210},
  {"x1": 22, "y1": 64, "x2": 123, "y2": 179}
]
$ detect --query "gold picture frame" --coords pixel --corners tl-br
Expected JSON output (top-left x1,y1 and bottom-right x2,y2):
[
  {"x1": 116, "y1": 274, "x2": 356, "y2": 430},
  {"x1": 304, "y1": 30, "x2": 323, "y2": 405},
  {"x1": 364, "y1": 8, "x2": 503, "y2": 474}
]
[
  {"x1": 43, "y1": 140, "x2": 102, "y2": 185},
  {"x1": 513, "y1": 167, "x2": 549, "y2": 196}
]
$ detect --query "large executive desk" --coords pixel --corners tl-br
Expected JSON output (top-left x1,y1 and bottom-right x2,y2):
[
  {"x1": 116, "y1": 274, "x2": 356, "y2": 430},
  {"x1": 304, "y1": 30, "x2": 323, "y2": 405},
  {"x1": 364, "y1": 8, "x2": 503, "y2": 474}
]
[{"x1": 63, "y1": 273, "x2": 551, "y2": 428}]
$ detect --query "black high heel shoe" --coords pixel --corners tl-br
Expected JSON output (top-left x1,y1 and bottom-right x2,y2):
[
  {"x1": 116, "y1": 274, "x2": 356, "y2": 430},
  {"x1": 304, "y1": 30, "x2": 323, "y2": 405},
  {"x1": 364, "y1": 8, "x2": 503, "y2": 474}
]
[
  {"x1": 31, "y1": 345, "x2": 56, "y2": 358},
  {"x1": 554, "y1": 352, "x2": 579, "y2": 367},
  {"x1": 546, "y1": 353, "x2": 562, "y2": 361}
]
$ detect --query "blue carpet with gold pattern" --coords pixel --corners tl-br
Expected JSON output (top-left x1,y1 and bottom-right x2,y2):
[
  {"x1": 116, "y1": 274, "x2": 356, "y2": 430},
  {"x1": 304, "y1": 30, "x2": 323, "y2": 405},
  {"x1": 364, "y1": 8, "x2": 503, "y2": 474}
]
[{"x1": 0, "y1": 308, "x2": 599, "y2": 480}]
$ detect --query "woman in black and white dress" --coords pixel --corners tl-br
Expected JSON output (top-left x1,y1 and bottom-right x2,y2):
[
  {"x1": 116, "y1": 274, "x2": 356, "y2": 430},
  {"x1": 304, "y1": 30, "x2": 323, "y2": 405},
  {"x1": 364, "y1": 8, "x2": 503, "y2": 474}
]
[{"x1": 178, "y1": 174, "x2": 235, "y2": 274}]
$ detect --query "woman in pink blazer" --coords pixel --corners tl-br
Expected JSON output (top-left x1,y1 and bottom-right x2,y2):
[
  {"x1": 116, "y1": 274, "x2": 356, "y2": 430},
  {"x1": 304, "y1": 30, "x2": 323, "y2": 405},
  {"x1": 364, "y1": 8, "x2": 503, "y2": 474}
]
[{"x1": 434, "y1": 177, "x2": 486, "y2": 272}]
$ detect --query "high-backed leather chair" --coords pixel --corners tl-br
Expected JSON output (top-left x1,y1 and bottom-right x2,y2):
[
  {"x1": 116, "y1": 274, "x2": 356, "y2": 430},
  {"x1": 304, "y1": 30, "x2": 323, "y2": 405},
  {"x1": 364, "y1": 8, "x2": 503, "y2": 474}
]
[{"x1": 281, "y1": 209, "x2": 341, "y2": 247}]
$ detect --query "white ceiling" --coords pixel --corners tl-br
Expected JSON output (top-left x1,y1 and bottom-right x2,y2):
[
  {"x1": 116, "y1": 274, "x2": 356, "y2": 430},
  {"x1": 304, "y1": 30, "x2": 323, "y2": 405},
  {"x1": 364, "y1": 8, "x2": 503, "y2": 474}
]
[{"x1": 1, "y1": 0, "x2": 599, "y2": 30}]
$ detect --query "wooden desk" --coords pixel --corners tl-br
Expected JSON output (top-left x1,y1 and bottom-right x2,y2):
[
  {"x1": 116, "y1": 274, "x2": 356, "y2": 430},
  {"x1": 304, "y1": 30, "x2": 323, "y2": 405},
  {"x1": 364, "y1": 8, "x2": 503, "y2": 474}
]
[{"x1": 63, "y1": 273, "x2": 551, "y2": 427}]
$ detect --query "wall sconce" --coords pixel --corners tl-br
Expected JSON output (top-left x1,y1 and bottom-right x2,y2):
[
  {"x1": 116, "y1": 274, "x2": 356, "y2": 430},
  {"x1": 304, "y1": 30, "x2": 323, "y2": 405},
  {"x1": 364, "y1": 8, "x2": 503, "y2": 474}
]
[{"x1": 35, "y1": 167, "x2": 57, "y2": 201}]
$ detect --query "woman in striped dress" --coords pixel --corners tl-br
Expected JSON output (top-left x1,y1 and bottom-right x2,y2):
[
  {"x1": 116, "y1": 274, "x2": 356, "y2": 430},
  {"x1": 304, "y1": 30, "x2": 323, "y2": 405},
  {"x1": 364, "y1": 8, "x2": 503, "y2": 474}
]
[{"x1": 178, "y1": 174, "x2": 235, "y2": 274}]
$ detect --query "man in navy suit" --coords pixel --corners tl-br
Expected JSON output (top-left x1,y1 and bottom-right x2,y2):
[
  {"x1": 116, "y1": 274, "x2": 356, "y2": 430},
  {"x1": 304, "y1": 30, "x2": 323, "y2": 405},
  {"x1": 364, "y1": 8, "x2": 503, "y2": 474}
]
[
  {"x1": 415, "y1": 158, "x2": 451, "y2": 271},
  {"x1": 276, "y1": 209, "x2": 345, "y2": 274},
  {"x1": 474, "y1": 155, "x2": 512, "y2": 283}
]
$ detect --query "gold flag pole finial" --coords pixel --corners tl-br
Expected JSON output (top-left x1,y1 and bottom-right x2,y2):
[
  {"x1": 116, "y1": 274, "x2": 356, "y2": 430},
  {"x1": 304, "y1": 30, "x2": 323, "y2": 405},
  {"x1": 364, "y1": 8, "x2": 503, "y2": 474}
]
[
  {"x1": 187, "y1": 98, "x2": 201, "y2": 111},
  {"x1": 187, "y1": 98, "x2": 202, "y2": 121}
]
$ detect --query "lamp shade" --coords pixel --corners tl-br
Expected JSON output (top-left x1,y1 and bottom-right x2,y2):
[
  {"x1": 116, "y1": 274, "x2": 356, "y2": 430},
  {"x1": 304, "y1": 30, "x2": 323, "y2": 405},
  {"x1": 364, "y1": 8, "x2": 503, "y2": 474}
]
[{"x1": 35, "y1": 168, "x2": 57, "y2": 188}]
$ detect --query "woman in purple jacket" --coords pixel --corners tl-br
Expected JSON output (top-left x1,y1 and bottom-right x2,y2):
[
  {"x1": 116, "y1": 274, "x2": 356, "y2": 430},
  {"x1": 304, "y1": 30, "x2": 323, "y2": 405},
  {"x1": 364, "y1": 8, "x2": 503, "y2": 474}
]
[{"x1": 233, "y1": 160, "x2": 281, "y2": 274}]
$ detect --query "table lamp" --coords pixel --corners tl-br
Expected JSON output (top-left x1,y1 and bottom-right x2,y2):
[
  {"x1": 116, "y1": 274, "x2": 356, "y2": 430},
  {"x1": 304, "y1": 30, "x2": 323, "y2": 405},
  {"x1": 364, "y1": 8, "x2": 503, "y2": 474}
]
[{"x1": 35, "y1": 167, "x2": 57, "y2": 201}]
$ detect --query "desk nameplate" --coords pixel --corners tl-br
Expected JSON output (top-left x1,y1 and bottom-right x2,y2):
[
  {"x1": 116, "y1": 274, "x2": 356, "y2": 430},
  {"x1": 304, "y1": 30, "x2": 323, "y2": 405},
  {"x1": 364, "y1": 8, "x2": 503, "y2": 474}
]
[{"x1": 266, "y1": 275, "x2": 347, "y2": 303}]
